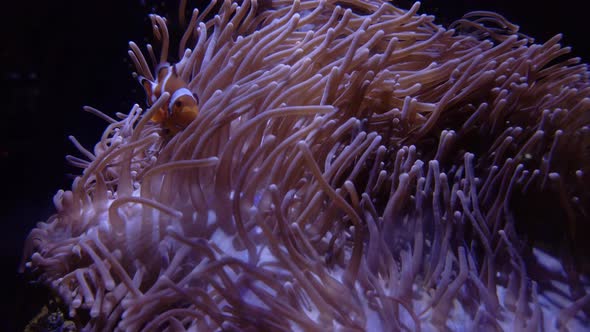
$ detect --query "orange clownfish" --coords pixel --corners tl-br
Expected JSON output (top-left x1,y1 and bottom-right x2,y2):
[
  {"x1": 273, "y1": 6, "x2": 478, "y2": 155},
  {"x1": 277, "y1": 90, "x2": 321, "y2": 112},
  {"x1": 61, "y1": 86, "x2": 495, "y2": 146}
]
[{"x1": 140, "y1": 64, "x2": 199, "y2": 133}]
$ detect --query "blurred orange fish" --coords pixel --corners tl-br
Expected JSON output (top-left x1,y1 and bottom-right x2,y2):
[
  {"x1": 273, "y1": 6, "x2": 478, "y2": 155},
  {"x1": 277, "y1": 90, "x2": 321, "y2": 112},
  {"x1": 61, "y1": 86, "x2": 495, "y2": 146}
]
[{"x1": 139, "y1": 64, "x2": 199, "y2": 133}]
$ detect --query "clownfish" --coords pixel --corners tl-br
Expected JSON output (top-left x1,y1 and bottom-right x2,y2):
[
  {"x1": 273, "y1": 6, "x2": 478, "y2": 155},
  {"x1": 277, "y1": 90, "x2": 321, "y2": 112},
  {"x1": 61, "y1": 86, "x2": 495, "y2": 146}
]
[{"x1": 139, "y1": 64, "x2": 199, "y2": 133}]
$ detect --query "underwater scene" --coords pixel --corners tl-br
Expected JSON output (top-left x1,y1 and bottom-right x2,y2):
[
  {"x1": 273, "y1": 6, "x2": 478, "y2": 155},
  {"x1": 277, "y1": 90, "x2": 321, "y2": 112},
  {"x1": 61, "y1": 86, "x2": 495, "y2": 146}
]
[{"x1": 3, "y1": 0, "x2": 589, "y2": 331}]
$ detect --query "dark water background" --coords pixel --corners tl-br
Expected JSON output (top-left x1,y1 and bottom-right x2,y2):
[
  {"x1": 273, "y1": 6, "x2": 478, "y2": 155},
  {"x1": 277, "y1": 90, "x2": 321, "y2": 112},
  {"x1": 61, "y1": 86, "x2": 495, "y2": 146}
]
[{"x1": 1, "y1": 1, "x2": 587, "y2": 330}]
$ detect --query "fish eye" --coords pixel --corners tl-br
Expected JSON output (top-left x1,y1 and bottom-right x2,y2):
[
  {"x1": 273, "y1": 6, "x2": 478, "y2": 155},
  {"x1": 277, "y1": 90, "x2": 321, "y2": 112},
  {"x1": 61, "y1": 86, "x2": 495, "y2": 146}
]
[{"x1": 174, "y1": 100, "x2": 182, "y2": 108}]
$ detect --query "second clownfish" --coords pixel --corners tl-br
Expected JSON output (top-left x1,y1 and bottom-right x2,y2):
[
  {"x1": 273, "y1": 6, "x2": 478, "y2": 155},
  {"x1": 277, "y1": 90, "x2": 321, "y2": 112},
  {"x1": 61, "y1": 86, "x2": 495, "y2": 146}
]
[{"x1": 140, "y1": 64, "x2": 199, "y2": 133}]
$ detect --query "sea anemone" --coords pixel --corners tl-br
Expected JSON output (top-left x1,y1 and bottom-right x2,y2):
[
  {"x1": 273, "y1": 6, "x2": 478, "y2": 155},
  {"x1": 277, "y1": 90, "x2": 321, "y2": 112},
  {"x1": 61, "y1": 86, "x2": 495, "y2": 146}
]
[{"x1": 21, "y1": 0, "x2": 590, "y2": 330}]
